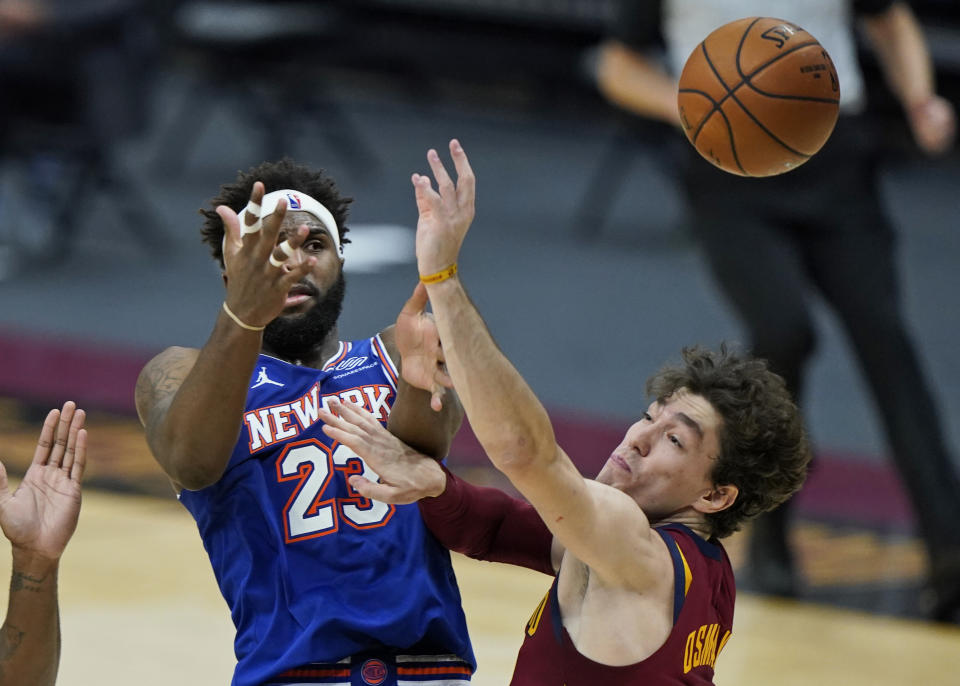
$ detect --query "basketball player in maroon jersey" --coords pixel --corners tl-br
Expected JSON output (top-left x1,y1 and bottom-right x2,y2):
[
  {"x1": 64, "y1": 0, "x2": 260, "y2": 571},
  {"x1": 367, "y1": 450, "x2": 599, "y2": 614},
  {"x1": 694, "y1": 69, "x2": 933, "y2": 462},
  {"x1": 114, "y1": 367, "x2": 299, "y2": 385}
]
[{"x1": 318, "y1": 141, "x2": 810, "y2": 684}]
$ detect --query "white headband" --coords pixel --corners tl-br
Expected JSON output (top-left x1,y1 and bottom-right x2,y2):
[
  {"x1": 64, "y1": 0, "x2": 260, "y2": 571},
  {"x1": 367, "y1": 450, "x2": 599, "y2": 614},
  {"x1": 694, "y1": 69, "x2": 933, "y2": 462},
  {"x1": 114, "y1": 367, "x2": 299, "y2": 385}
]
[{"x1": 252, "y1": 189, "x2": 342, "y2": 254}]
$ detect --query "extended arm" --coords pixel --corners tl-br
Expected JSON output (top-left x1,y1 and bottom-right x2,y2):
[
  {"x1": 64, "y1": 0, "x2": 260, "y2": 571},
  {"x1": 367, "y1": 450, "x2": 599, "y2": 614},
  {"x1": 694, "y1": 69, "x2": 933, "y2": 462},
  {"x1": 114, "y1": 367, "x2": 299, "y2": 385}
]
[
  {"x1": 135, "y1": 330, "x2": 256, "y2": 491},
  {"x1": 862, "y1": 2, "x2": 956, "y2": 154},
  {"x1": 0, "y1": 402, "x2": 86, "y2": 686},
  {"x1": 589, "y1": 0, "x2": 680, "y2": 126},
  {"x1": 135, "y1": 184, "x2": 316, "y2": 490},
  {"x1": 420, "y1": 466, "x2": 555, "y2": 575},
  {"x1": 318, "y1": 399, "x2": 554, "y2": 574},
  {"x1": 594, "y1": 39, "x2": 681, "y2": 127},
  {"x1": 1, "y1": 552, "x2": 61, "y2": 686},
  {"x1": 411, "y1": 142, "x2": 666, "y2": 589}
]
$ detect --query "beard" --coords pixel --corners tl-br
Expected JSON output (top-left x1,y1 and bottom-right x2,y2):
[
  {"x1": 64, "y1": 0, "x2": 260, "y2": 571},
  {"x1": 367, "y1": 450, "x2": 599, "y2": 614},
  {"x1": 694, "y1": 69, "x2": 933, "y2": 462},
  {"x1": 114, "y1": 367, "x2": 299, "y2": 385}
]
[{"x1": 262, "y1": 271, "x2": 346, "y2": 363}]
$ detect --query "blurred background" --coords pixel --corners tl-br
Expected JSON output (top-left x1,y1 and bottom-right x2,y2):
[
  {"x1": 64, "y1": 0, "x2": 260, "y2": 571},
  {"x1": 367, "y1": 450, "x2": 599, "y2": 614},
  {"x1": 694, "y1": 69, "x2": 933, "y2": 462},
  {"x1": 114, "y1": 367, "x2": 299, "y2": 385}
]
[{"x1": 0, "y1": 1, "x2": 958, "y2": 684}]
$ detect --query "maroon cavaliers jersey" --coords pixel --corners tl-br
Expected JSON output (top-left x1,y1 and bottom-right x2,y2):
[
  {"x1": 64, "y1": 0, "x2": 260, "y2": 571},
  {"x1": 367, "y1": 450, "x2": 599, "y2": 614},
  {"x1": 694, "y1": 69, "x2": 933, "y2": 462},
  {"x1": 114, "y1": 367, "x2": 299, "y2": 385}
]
[{"x1": 511, "y1": 523, "x2": 735, "y2": 685}]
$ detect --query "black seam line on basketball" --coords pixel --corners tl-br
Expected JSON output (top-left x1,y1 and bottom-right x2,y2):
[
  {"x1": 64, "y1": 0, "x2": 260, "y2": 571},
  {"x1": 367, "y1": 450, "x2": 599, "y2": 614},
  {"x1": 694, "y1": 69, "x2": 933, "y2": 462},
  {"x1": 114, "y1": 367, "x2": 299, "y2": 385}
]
[
  {"x1": 742, "y1": 42, "x2": 819, "y2": 82},
  {"x1": 740, "y1": 88, "x2": 839, "y2": 105},
  {"x1": 714, "y1": 103, "x2": 748, "y2": 176},
  {"x1": 690, "y1": 19, "x2": 765, "y2": 144},
  {"x1": 729, "y1": 41, "x2": 823, "y2": 107},
  {"x1": 735, "y1": 17, "x2": 766, "y2": 79},
  {"x1": 692, "y1": 31, "x2": 824, "y2": 144},
  {"x1": 736, "y1": 29, "x2": 837, "y2": 104},
  {"x1": 678, "y1": 89, "x2": 720, "y2": 105},
  {"x1": 736, "y1": 17, "x2": 819, "y2": 83},
  {"x1": 729, "y1": 94, "x2": 812, "y2": 159},
  {"x1": 692, "y1": 30, "x2": 807, "y2": 167},
  {"x1": 727, "y1": 20, "x2": 813, "y2": 159},
  {"x1": 691, "y1": 42, "x2": 731, "y2": 144},
  {"x1": 678, "y1": 88, "x2": 720, "y2": 137}
]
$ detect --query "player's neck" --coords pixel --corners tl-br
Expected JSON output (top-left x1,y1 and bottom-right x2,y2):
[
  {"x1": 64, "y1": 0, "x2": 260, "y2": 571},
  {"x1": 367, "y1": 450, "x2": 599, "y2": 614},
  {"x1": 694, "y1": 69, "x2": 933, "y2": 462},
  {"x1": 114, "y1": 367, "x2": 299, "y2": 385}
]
[
  {"x1": 261, "y1": 327, "x2": 341, "y2": 369},
  {"x1": 654, "y1": 511, "x2": 712, "y2": 541}
]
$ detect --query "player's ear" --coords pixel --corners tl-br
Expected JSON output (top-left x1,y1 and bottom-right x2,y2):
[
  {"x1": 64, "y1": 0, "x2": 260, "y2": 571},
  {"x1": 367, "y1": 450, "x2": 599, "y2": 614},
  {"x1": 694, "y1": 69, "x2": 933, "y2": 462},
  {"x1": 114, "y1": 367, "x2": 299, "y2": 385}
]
[
  {"x1": 693, "y1": 484, "x2": 738, "y2": 514},
  {"x1": 222, "y1": 272, "x2": 229, "y2": 287}
]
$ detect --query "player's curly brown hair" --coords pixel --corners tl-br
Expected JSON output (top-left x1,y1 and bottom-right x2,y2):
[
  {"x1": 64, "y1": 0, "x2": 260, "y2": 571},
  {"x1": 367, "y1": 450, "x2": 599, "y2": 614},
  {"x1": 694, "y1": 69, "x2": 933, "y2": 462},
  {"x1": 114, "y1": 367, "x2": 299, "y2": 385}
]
[
  {"x1": 647, "y1": 345, "x2": 810, "y2": 540},
  {"x1": 200, "y1": 159, "x2": 353, "y2": 267}
]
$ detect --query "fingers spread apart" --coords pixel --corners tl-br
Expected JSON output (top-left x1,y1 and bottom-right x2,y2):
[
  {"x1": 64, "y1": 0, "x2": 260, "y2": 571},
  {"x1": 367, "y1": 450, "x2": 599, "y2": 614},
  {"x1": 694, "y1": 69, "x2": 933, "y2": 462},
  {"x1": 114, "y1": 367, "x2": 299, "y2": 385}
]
[
  {"x1": 241, "y1": 182, "x2": 266, "y2": 235},
  {"x1": 334, "y1": 398, "x2": 379, "y2": 428},
  {"x1": 34, "y1": 401, "x2": 86, "y2": 479},
  {"x1": 242, "y1": 200, "x2": 262, "y2": 235},
  {"x1": 449, "y1": 139, "x2": 476, "y2": 212},
  {"x1": 269, "y1": 237, "x2": 296, "y2": 268},
  {"x1": 32, "y1": 407, "x2": 61, "y2": 467},
  {"x1": 48, "y1": 401, "x2": 75, "y2": 466},
  {"x1": 61, "y1": 409, "x2": 86, "y2": 477},
  {"x1": 427, "y1": 148, "x2": 456, "y2": 201},
  {"x1": 71, "y1": 429, "x2": 88, "y2": 482},
  {"x1": 268, "y1": 224, "x2": 312, "y2": 271},
  {"x1": 348, "y1": 474, "x2": 398, "y2": 503}
]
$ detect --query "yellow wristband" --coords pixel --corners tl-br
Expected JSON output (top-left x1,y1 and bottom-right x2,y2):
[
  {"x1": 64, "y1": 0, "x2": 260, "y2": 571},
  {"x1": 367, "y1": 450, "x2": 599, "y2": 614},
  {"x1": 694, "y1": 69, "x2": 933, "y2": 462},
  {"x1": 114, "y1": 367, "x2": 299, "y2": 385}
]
[
  {"x1": 222, "y1": 302, "x2": 265, "y2": 332},
  {"x1": 419, "y1": 263, "x2": 458, "y2": 284}
]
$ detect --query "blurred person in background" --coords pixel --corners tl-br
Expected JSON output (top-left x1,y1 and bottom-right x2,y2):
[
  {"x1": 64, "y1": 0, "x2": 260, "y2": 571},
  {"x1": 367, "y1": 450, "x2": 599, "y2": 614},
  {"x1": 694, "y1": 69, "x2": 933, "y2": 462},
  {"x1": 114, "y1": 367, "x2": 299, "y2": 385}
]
[
  {"x1": 0, "y1": 401, "x2": 87, "y2": 686},
  {"x1": 591, "y1": 0, "x2": 959, "y2": 621},
  {"x1": 134, "y1": 160, "x2": 474, "y2": 686},
  {"x1": 0, "y1": 0, "x2": 158, "y2": 273}
]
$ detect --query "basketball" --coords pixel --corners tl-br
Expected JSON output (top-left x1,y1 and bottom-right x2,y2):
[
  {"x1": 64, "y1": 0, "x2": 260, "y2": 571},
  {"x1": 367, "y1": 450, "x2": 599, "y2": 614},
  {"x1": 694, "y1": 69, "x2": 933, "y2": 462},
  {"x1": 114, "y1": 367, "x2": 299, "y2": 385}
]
[{"x1": 677, "y1": 17, "x2": 840, "y2": 177}]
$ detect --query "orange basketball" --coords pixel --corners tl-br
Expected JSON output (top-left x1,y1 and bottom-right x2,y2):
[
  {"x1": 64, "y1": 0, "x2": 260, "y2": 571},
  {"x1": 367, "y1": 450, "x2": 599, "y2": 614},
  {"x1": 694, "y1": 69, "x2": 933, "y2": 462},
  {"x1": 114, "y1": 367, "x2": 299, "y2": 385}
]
[{"x1": 677, "y1": 17, "x2": 840, "y2": 177}]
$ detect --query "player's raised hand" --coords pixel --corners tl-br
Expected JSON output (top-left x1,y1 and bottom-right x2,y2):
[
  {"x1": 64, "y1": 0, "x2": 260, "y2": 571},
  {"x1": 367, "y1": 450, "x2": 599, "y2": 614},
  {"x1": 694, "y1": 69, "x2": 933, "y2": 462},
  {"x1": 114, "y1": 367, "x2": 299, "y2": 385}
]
[
  {"x1": 395, "y1": 283, "x2": 454, "y2": 411},
  {"x1": 217, "y1": 181, "x2": 317, "y2": 329},
  {"x1": 0, "y1": 401, "x2": 87, "y2": 561},
  {"x1": 412, "y1": 139, "x2": 475, "y2": 279},
  {"x1": 318, "y1": 399, "x2": 446, "y2": 504}
]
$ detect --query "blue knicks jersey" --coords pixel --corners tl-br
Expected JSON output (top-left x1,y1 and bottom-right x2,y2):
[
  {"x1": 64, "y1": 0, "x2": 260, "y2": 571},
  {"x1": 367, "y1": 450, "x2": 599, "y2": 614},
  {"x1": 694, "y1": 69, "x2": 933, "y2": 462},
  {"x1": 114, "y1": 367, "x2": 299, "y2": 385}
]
[{"x1": 179, "y1": 336, "x2": 475, "y2": 686}]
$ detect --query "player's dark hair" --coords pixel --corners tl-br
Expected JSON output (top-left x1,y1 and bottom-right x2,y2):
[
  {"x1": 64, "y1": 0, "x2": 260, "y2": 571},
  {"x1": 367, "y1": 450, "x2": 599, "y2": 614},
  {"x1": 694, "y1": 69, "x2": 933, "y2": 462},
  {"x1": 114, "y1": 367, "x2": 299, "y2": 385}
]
[
  {"x1": 200, "y1": 159, "x2": 353, "y2": 267},
  {"x1": 646, "y1": 345, "x2": 810, "y2": 540}
]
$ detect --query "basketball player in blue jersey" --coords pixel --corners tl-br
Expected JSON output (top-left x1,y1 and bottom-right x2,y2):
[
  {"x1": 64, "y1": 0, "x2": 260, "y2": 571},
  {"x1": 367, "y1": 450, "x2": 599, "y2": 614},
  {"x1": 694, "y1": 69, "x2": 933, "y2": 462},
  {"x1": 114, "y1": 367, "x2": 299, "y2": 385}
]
[{"x1": 134, "y1": 160, "x2": 474, "y2": 686}]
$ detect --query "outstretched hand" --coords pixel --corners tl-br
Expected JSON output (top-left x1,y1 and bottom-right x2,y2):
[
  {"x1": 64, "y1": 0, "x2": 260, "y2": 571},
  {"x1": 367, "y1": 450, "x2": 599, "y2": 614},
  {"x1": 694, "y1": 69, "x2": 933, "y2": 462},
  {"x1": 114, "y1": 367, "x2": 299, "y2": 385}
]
[
  {"x1": 412, "y1": 139, "x2": 476, "y2": 279},
  {"x1": 318, "y1": 399, "x2": 446, "y2": 504},
  {"x1": 395, "y1": 282, "x2": 454, "y2": 411},
  {"x1": 0, "y1": 401, "x2": 87, "y2": 561},
  {"x1": 218, "y1": 181, "x2": 318, "y2": 328}
]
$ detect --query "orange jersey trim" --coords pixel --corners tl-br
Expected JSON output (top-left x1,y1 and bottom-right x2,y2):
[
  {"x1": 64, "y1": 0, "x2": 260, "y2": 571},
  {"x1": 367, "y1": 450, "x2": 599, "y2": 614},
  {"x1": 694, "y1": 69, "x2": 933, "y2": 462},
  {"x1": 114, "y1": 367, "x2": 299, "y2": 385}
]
[
  {"x1": 323, "y1": 341, "x2": 351, "y2": 370},
  {"x1": 371, "y1": 335, "x2": 399, "y2": 386}
]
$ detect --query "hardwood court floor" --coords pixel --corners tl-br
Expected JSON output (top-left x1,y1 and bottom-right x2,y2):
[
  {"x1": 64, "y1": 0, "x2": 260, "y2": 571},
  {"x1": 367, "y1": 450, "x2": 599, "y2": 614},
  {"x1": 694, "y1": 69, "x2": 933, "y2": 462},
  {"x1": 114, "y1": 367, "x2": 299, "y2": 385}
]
[{"x1": 3, "y1": 486, "x2": 956, "y2": 686}]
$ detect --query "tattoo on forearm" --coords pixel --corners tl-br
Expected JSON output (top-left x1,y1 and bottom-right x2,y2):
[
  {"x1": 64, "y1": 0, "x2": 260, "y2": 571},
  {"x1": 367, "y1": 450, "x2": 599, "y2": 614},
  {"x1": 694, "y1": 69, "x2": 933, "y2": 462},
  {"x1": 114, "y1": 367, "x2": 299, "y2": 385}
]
[
  {"x1": 0, "y1": 623, "x2": 25, "y2": 660},
  {"x1": 11, "y1": 571, "x2": 48, "y2": 593}
]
